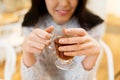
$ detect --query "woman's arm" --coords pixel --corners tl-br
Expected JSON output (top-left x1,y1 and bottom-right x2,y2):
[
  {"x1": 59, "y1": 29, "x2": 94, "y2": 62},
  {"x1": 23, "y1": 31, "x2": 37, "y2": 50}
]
[
  {"x1": 21, "y1": 55, "x2": 41, "y2": 80},
  {"x1": 22, "y1": 26, "x2": 54, "y2": 67},
  {"x1": 21, "y1": 26, "x2": 54, "y2": 80},
  {"x1": 21, "y1": 27, "x2": 41, "y2": 80},
  {"x1": 58, "y1": 23, "x2": 105, "y2": 70},
  {"x1": 82, "y1": 23, "x2": 105, "y2": 70},
  {"x1": 23, "y1": 52, "x2": 36, "y2": 67}
]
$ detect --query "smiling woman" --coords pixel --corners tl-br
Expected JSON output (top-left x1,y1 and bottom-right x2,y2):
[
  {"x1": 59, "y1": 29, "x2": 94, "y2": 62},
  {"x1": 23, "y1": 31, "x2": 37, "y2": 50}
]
[
  {"x1": 21, "y1": 0, "x2": 105, "y2": 80},
  {"x1": 45, "y1": 0, "x2": 78, "y2": 24}
]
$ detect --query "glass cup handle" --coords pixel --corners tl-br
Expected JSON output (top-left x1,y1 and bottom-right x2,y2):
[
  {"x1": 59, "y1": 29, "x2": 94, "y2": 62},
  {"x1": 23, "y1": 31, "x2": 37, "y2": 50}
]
[{"x1": 48, "y1": 34, "x2": 56, "y2": 53}]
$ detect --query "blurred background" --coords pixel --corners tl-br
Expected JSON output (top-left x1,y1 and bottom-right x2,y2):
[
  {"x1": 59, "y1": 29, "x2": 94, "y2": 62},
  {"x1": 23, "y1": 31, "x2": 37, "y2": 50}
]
[{"x1": 0, "y1": 0, "x2": 120, "y2": 80}]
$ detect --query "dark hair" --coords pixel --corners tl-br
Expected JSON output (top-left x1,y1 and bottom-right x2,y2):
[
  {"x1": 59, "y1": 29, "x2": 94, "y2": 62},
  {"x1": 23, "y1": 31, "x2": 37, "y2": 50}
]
[{"x1": 22, "y1": 0, "x2": 103, "y2": 30}]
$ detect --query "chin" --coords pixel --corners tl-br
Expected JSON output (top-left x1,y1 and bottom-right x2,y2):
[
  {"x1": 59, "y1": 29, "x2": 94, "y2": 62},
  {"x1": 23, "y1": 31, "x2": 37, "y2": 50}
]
[
  {"x1": 52, "y1": 15, "x2": 72, "y2": 25},
  {"x1": 54, "y1": 19, "x2": 70, "y2": 25}
]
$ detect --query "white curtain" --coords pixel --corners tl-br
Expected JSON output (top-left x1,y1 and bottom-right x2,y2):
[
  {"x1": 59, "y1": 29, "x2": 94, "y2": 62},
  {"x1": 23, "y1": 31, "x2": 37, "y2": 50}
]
[
  {"x1": 87, "y1": 0, "x2": 107, "y2": 20},
  {"x1": 106, "y1": 0, "x2": 120, "y2": 17}
]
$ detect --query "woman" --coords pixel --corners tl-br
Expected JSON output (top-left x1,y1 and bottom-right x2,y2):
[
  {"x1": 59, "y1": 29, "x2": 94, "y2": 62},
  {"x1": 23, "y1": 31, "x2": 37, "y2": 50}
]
[{"x1": 21, "y1": 0, "x2": 105, "y2": 80}]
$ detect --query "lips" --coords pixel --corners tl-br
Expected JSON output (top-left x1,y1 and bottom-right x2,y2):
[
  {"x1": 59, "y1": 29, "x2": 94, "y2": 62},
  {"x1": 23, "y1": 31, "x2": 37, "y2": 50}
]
[{"x1": 56, "y1": 10, "x2": 70, "y2": 16}]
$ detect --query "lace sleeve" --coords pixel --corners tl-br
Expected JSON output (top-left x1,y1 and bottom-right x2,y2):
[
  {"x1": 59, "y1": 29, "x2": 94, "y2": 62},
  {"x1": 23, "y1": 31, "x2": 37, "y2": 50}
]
[
  {"x1": 87, "y1": 23, "x2": 106, "y2": 41},
  {"x1": 21, "y1": 54, "x2": 42, "y2": 80},
  {"x1": 22, "y1": 26, "x2": 34, "y2": 36},
  {"x1": 21, "y1": 26, "x2": 42, "y2": 80}
]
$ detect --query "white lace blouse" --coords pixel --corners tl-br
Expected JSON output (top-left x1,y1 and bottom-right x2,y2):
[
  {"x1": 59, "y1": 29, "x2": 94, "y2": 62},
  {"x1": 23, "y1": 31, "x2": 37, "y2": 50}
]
[{"x1": 21, "y1": 15, "x2": 105, "y2": 80}]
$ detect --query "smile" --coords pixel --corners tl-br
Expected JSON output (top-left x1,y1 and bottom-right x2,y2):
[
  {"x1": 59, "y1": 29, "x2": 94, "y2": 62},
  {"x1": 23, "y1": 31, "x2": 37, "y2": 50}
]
[{"x1": 56, "y1": 10, "x2": 70, "y2": 16}]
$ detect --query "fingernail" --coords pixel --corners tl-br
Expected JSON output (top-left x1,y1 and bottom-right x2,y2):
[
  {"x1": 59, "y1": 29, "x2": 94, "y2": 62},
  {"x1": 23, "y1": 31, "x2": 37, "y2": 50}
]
[
  {"x1": 50, "y1": 25, "x2": 54, "y2": 28},
  {"x1": 58, "y1": 47, "x2": 62, "y2": 51},
  {"x1": 46, "y1": 35, "x2": 50, "y2": 39},
  {"x1": 59, "y1": 39, "x2": 64, "y2": 43},
  {"x1": 64, "y1": 52, "x2": 68, "y2": 56},
  {"x1": 66, "y1": 29, "x2": 71, "y2": 32}
]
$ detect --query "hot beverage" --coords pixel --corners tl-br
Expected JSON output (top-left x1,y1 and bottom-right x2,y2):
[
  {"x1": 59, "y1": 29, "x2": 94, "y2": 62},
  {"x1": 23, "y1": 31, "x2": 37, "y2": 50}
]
[{"x1": 54, "y1": 36, "x2": 74, "y2": 60}]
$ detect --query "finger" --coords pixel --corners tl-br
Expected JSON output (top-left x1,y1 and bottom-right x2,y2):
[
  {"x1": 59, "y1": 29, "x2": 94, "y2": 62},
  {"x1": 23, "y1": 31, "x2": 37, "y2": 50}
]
[
  {"x1": 27, "y1": 47, "x2": 42, "y2": 54},
  {"x1": 28, "y1": 40, "x2": 45, "y2": 50},
  {"x1": 59, "y1": 36, "x2": 90, "y2": 44},
  {"x1": 63, "y1": 28, "x2": 87, "y2": 36},
  {"x1": 30, "y1": 33, "x2": 50, "y2": 45},
  {"x1": 59, "y1": 42, "x2": 93, "y2": 52},
  {"x1": 64, "y1": 47, "x2": 99, "y2": 56},
  {"x1": 45, "y1": 25, "x2": 54, "y2": 33},
  {"x1": 34, "y1": 38, "x2": 50, "y2": 46},
  {"x1": 32, "y1": 28, "x2": 51, "y2": 39}
]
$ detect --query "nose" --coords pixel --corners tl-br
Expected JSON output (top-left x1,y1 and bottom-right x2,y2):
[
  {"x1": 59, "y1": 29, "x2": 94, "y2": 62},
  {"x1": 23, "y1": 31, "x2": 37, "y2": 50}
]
[{"x1": 59, "y1": 0, "x2": 69, "y2": 8}]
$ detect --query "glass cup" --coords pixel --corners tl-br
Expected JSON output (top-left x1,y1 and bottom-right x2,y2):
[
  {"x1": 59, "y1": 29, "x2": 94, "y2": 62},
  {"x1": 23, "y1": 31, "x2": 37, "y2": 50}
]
[{"x1": 54, "y1": 36, "x2": 76, "y2": 70}]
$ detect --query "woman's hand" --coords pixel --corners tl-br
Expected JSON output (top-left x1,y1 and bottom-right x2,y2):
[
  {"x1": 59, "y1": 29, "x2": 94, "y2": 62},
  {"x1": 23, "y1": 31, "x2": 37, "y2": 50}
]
[
  {"x1": 22, "y1": 26, "x2": 54, "y2": 67},
  {"x1": 58, "y1": 28, "x2": 101, "y2": 70}
]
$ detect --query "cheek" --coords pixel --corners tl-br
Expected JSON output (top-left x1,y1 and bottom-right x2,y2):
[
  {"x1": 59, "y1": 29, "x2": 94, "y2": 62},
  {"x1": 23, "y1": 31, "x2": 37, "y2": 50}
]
[
  {"x1": 45, "y1": 0, "x2": 57, "y2": 13},
  {"x1": 71, "y1": 1, "x2": 78, "y2": 9},
  {"x1": 47, "y1": 5, "x2": 56, "y2": 15}
]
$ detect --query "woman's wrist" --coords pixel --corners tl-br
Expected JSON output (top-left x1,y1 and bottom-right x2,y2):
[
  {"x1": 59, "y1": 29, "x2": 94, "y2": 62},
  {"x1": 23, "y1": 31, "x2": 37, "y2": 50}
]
[
  {"x1": 82, "y1": 54, "x2": 98, "y2": 71},
  {"x1": 23, "y1": 52, "x2": 36, "y2": 67}
]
